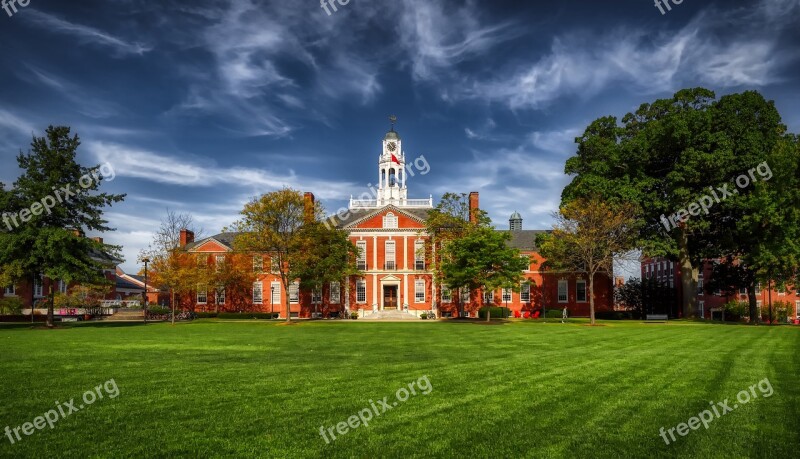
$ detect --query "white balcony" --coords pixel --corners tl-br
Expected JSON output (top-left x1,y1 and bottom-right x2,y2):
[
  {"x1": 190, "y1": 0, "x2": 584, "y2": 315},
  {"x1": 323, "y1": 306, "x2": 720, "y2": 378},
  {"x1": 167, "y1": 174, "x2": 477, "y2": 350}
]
[{"x1": 349, "y1": 196, "x2": 433, "y2": 210}]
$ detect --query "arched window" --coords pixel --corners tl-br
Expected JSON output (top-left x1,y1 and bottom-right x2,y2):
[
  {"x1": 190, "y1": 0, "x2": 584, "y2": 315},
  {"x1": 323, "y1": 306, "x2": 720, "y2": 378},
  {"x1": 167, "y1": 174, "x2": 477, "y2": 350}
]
[{"x1": 388, "y1": 168, "x2": 397, "y2": 186}]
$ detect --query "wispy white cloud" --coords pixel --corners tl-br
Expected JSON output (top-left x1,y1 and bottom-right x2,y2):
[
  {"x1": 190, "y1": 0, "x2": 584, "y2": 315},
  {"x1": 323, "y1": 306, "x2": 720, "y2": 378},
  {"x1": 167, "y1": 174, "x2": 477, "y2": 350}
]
[{"x1": 22, "y1": 10, "x2": 152, "y2": 56}]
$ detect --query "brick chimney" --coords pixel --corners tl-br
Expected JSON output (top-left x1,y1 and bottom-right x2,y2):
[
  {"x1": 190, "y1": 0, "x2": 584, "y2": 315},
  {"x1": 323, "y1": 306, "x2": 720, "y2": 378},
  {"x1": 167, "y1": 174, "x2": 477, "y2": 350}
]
[
  {"x1": 304, "y1": 192, "x2": 316, "y2": 224},
  {"x1": 179, "y1": 229, "x2": 194, "y2": 248},
  {"x1": 92, "y1": 237, "x2": 104, "y2": 244},
  {"x1": 469, "y1": 192, "x2": 480, "y2": 224}
]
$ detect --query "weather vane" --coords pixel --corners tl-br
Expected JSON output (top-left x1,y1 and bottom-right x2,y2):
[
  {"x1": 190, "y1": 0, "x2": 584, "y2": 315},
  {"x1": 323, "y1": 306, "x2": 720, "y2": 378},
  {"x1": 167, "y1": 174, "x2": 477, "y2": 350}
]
[{"x1": 389, "y1": 115, "x2": 397, "y2": 131}]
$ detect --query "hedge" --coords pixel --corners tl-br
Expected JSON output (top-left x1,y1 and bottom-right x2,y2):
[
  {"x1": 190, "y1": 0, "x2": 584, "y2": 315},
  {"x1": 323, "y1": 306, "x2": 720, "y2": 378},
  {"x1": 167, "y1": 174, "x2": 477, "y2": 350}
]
[
  {"x1": 217, "y1": 313, "x2": 280, "y2": 320},
  {"x1": 478, "y1": 307, "x2": 511, "y2": 319}
]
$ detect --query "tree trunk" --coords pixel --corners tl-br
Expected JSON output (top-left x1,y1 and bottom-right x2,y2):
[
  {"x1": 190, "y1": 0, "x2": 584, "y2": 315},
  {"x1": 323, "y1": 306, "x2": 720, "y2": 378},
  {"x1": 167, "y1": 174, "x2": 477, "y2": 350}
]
[
  {"x1": 677, "y1": 228, "x2": 697, "y2": 318},
  {"x1": 46, "y1": 289, "x2": 55, "y2": 328},
  {"x1": 747, "y1": 284, "x2": 758, "y2": 325},
  {"x1": 171, "y1": 289, "x2": 176, "y2": 325},
  {"x1": 767, "y1": 277, "x2": 773, "y2": 324},
  {"x1": 589, "y1": 275, "x2": 596, "y2": 326}
]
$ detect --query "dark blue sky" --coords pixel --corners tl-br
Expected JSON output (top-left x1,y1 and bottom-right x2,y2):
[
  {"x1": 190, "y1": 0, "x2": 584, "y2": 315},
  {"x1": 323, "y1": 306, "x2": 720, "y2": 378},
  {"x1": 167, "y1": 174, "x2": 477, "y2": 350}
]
[{"x1": 1, "y1": 0, "x2": 799, "y2": 273}]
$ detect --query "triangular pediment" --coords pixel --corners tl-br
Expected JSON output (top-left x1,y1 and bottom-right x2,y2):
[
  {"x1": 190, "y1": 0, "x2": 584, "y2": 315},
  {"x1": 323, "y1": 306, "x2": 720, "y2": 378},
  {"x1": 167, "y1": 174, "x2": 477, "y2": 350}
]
[
  {"x1": 190, "y1": 239, "x2": 232, "y2": 253},
  {"x1": 347, "y1": 206, "x2": 427, "y2": 230}
]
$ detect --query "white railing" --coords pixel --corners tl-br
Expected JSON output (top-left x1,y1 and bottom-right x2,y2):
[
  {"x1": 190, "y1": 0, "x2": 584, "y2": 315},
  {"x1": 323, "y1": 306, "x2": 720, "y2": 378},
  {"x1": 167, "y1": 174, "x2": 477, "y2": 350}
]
[
  {"x1": 348, "y1": 197, "x2": 433, "y2": 209},
  {"x1": 100, "y1": 300, "x2": 141, "y2": 308}
]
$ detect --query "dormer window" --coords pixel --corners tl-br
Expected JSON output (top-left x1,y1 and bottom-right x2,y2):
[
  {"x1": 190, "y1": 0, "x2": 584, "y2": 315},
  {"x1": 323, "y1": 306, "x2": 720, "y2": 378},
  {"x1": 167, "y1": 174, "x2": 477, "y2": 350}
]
[{"x1": 383, "y1": 212, "x2": 398, "y2": 229}]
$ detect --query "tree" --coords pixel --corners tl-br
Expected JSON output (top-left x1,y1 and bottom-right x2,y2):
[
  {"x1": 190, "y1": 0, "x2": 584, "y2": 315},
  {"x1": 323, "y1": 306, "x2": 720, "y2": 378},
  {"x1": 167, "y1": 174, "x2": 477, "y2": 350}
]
[
  {"x1": 0, "y1": 126, "x2": 125, "y2": 327},
  {"x1": 229, "y1": 188, "x2": 317, "y2": 322},
  {"x1": 562, "y1": 89, "x2": 788, "y2": 319},
  {"x1": 423, "y1": 193, "x2": 489, "y2": 316},
  {"x1": 440, "y1": 225, "x2": 528, "y2": 322},
  {"x1": 291, "y1": 221, "x2": 360, "y2": 316},
  {"x1": 538, "y1": 198, "x2": 638, "y2": 325},
  {"x1": 615, "y1": 277, "x2": 677, "y2": 319},
  {"x1": 207, "y1": 253, "x2": 258, "y2": 313},
  {"x1": 140, "y1": 210, "x2": 206, "y2": 316}
]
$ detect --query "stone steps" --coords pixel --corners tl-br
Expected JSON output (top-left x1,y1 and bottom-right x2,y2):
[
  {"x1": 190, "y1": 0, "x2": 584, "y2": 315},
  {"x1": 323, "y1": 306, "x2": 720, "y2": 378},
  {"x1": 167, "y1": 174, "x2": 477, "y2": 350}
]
[
  {"x1": 361, "y1": 310, "x2": 419, "y2": 321},
  {"x1": 103, "y1": 309, "x2": 145, "y2": 321}
]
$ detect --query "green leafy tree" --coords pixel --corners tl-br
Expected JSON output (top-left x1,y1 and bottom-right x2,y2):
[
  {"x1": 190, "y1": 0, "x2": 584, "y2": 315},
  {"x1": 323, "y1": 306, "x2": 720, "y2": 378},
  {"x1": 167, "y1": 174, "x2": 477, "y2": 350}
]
[
  {"x1": 440, "y1": 224, "x2": 528, "y2": 322},
  {"x1": 0, "y1": 126, "x2": 125, "y2": 327},
  {"x1": 291, "y1": 221, "x2": 360, "y2": 315},
  {"x1": 538, "y1": 198, "x2": 638, "y2": 325},
  {"x1": 229, "y1": 188, "x2": 318, "y2": 322}
]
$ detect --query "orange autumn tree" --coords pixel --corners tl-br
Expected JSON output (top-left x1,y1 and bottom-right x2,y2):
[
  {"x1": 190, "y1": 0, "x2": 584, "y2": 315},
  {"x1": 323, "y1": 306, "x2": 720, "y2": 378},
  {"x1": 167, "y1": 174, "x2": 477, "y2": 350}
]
[
  {"x1": 206, "y1": 253, "x2": 258, "y2": 313},
  {"x1": 148, "y1": 250, "x2": 203, "y2": 324},
  {"x1": 538, "y1": 198, "x2": 639, "y2": 325}
]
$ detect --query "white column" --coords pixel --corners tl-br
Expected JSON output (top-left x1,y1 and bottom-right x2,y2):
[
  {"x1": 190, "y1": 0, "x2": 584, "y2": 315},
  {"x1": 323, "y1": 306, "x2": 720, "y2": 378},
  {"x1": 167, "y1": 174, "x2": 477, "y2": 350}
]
[
  {"x1": 403, "y1": 274, "x2": 409, "y2": 310},
  {"x1": 373, "y1": 274, "x2": 378, "y2": 310},
  {"x1": 372, "y1": 236, "x2": 378, "y2": 272},
  {"x1": 403, "y1": 235, "x2": 408, "y2": 270}
]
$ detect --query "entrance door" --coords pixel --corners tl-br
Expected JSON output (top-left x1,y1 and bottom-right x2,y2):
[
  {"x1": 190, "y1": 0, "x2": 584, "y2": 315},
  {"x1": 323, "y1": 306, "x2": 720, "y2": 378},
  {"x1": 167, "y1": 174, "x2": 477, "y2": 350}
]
[{"x1": 383, "y1": 286, "x2": 398, "y2": 310}]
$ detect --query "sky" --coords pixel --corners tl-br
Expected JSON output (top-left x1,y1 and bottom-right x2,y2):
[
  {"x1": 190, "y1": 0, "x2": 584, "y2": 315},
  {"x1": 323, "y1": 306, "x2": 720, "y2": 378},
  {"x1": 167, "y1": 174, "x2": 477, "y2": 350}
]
[{"x1": 1, "y1": 0, "x2": 799, "y2": 276}]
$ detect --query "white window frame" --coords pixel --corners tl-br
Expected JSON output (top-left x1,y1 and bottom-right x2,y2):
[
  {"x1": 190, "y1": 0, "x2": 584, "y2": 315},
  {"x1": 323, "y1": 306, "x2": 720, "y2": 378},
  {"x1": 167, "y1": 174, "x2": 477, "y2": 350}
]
[
  {"x1": 253, "y1": 281, "x2": 263, "y2": 304},
  {"x1": 4, "y1": 285, "x2": 15, "y2": 296},
  {"x1": 57, "y1": 279, "x2": 67, "y2": 294},
  {"x1": 440, "y1": 286, "x2": 451, "y2": 303},
  {"x1": 312, "y1": 288, "x2": 322, "y2": 304},
  {"x1": 253, "y1": 256, "x2": 263, "y2": 273},
  {"x1": 483, "y1": 289, "x2": 494, "y2": 303},
  {"x1": 356, "y1": 241, "x2": 367, "y2": 270},
  {"x1": 501, "y1": 288, "x2": 512, "y2": 303},
  {"x1": 216, "y1": 286, "x2": 225, "y2": 305},
  {"x1": 415, "y1": 240, "x2": 426, "y2": 270},
  {"x1": 521, "y1": 255, "x2": 530, "y2": 272},
  {"x1": 215, "y1": 255, "x2": 225, "y2": 271},
  {"x1": 460, "y1": 288, "x2": 471, "y2": 304},
  {"x1": 385, "y1": 240, "x2": 396, "y2": 270},
  {"x1": 699, "y1": 300, "x2": 705, "y2": 318},
  {"x1": 270, "y1": 256, "x2": 280, "y2": 274},
  {"x1": 197, "y1": 285, "x2": 207, "y2": 304},
  {"x1": 383, "y1": 212, "x2": 398, "y2": 229},
  {"x1": 557, "y1": 280, "x2": 568, "y2": 303},
  {"x1": 576, "y1": 280, "x2": 587, "y2": 303},
  {"x1": 289, "y1": 282, "x2": 300, "y2": 304},
  {"x1": 778, "y1": 284, "x2": 786, "y2": 296},
  {"x1": 270, "y1": 282, "x2": 281, "y2": 305},
  {"x1": 356, "y1": 279, "x2": 366, "y2": 304},
  {"x1": 34, "y1": 275, "x2": 43, "y2": 298},
  {"x1": 329, "y1": 282, "x2": 340, "y2": 304},
  {"x1": 520, "y1": 283, "x2": 530, "y2": 303},
  {"x1": 795, "y1": 301, "x2": 800, "y2": 319},
  {"x1": 415, "y1": 279, "x2": 426, "y2": 303}
]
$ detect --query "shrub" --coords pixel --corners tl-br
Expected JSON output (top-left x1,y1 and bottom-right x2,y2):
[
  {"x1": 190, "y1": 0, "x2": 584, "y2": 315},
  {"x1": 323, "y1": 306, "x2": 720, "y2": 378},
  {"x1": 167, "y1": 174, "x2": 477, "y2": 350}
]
[
  {"x1": 478, "y1": 307, "x2": 510, "y2": 319},
  {"x1": 420, "y1": 313, "x2": 428, "y2": 320},
  {"x1": 217, "y1": 312, "x2": 277, "y2": 320},
  {"x1": 771, "y1": 301, "x2": 792, "y2": 323},
  {"x1": 0, "y1": 297, "x2": 24, "y2": 315},
  {"x1": 148, "y1": 306, "x2": 171, "y2": 316},
  {"x1": 724, "y1": 301, "x2": 749, "y2": 322},
  {"x1": 593, "y1": 311, "x2": 633, "y2": 320},
  {"x1": 544, "y1": 309, "x2": 564, "y2": 319},
  {"x1": 350, "y1": 311, "x2": 359, "y2": 320},
  {"x1": 194, "y1": 312, "x2": 218, "y2": 319}
]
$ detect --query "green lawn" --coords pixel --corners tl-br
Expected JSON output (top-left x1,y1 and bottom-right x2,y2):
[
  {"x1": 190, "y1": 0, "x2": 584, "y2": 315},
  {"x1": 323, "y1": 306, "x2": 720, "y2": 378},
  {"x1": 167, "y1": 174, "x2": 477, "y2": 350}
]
[{"x1": 1, "y1": 320, "x2": 798, "y2": 458}]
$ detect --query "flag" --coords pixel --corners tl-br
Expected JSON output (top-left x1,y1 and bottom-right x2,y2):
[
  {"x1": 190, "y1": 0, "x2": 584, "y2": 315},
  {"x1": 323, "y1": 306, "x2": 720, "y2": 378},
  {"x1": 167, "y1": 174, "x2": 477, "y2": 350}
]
[{"x1": 391, "y1": 154, "x2": 400, "y2": 165}]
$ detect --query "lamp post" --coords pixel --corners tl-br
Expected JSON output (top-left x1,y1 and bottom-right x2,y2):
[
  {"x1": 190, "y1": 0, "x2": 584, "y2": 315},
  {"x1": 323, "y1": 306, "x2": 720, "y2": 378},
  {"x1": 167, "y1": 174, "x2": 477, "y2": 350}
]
[
  {"x1": 142, "y1": 258, "x2": 150, "y2": 323},
  {"x1": 270, "y1": 286, "x2": 275, "y2": 319},
  {"x1": 504, "y1": 289, "x2": 509, "y2": 319}
]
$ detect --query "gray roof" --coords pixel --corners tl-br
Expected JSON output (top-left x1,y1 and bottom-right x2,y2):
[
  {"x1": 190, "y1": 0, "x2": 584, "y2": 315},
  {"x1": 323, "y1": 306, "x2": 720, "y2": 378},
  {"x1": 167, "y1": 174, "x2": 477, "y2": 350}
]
[
  {"x1": 384, "y1": 130, "x2": 400, "y2": 141},
  {"x1": 510, "y1": 211, "x2": 522, "y2": 220},
  {"x1": 498, "y1": 230, "x2": 550, "y2": 251},
  {"x1": 184, "y1": 232, "x2": 240, "y2": 251}
]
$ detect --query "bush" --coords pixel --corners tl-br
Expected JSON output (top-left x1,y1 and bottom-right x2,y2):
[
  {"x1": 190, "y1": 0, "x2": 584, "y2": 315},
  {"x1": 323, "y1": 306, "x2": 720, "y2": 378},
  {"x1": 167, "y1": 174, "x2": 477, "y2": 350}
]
[
  {"x1": 0, "y1": 297, "x2": 24, "y2": 315},
  {"x1": 724, "y1": 301, "x2": 749, "y2": 322},
  {"x1": 772, "y1": 301, "x2": 792, "y2": 323},
  {"x1": 478, "y1": 307, "x2": 510, "y2": 319},
  {"x1": 217, "y1": 312, "x2": 277, "y2": 320},
  {"x1": 195, "y1": 312, "x2": 218, "y2": 319},
  {"x1": 593, "y1": 310, "x2": 633, "y2": 320},
  {"x1": 148, "y1": 306, "x2": 171, "y2": 316},
  {"x1": 350, "y1": 311, "x2": 359, "y2": 320}
]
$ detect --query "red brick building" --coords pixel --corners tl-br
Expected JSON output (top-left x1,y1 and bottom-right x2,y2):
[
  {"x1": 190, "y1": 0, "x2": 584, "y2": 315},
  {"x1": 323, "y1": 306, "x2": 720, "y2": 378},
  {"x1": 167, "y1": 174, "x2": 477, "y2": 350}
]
[
  {"x1": 642, "y1": 257, "x2": 800, "y2": 321},
  {"x1": 181, "y1": 127, "x2": 614, "y2": 318}
]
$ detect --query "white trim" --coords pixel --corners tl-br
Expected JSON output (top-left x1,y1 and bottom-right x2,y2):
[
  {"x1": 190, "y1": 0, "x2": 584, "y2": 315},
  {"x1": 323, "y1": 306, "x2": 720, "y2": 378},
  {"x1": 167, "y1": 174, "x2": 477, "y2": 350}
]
[
  {"x1": 557, "y1": 279, "x2": 568, "y2": 303},
  {"x1": 415, "y1": 279, "x2": 426, "y2": 303},
  {"x1": 289, "y1": 282, "x2": 300, "y2": 304},
  {"x1": 576, "y1": 279, "x2": 587, "y2": 303},
  {"x1": 253, "y1": 281, "x2": 263, "y2": 304}
]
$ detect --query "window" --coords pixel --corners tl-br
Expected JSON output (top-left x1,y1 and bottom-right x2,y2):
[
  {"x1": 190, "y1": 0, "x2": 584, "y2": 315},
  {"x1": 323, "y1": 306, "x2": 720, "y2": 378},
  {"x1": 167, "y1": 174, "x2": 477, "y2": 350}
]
[
  {"x1": 441, "y1": 287, "x2": 452, "y2": 303},
  {"x1": 558, "y1": 280, "x2": 568, "y2": 303},
  {"x1": 415, "y1": 240, "x2": 425, "y2": 270},
  {"x1": 483, "y1": 289, "x2": 494, "y2": 304},
  {"x1": 778, "y1": 284, "x2": 786, "y2": 296},
  {"x1": 289, "y1": 282, "x2": 300, "y2": 304},
  {"x1": 197, "y1": 285, "x2": 207, "y2": 304},
  {"x1": 253, "y1": 282, "x2": 263, "y2": 304},
  {"x1": 739, "y1": 287, "x2": 747, "y2": 295},
  {"x1": 460, "y1": 288, "x2": 471, "y2": 304},
  {"x1": 755, "y1": 283, "x2": 761, "y2": 295},
  {"x1": 270, "y1": 256, "x2": 280, "y2": 274},
  {"x1": 34, "y1": 275, "x2": 43, "y2": 298},
  {"x1": 699, "y1": 300, "x2": 705, "y2": 318},
  {"x1": 4, "y1": 285, "x2": 15, "y2": 296},
  {"x1": 356, "y1": 279, "x2": 366, "y2": 304},
  {"x1": 502, "y1": 288, "x2": 512, "y2": 303},
  {"x1": 576, "y1": 280, "x2": 587, "y2": 302},
  {"x1": 196, "y1": 254, "x2": 206, "y2": 266},
  {"x1": 215, "y1": 255, "x2": 225, "y2": 271},
  {"x1": 385, "y1": 241, "x2": 396, "y2": 270},
  {"x1": 330, "y1": 282, "x2": 340, "y2": 304},
  {"x1": 520, "y1": 255, "x2": 530, "y2": 271},
  {"x1": 383, "y1": 212, "x2": 398, "y2": 229},
  {"x1": 714, "y1": 288, "x2": 721, "y2": 296},
  {"x1": 253, "y1": 256, "x2": 263, "y2": 273},
  {"x1": 57, "y1": 279, "x2": 67, "y2": 294},
  {"x1": 415, "y1": 279, "x2": 426, "y2": 303},
  {"x1": 216, "y1": 286, "x2": 225, "y2": 305},
  {"x1": 271, "y1": 282, "x2": 281, "y2": 305},
  {"x1": 312, "y1": 288, "x2": 322, "y2": 304},
  {"x1": 697, "y1": 276, "x2": 704, "y2": 295},
  {"x1": 796, "y1": 301, "x2": 800, "y2": 319},
  {"x1": 356, "y1": 241, "x2": 367, "y2": 270},
  {"x1": 520, "y1": 283, "x2": 531, "y2": 303}
]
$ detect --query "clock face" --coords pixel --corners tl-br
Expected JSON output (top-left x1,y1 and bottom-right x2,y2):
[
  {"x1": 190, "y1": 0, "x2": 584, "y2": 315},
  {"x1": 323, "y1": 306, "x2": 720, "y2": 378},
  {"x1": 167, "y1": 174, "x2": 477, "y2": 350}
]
[{"x1": 387, "y1": 142, "x2": 397, "y2": 152}]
